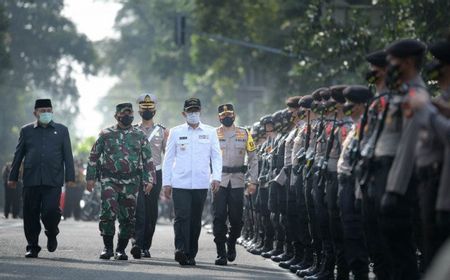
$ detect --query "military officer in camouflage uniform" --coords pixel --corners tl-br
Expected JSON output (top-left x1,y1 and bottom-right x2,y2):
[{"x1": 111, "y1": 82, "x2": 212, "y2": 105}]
[
  {"x1": 213, "y1": 103, "x2": 258, "y2": 266},
  {"x1": 132, "y1": 93, "x2": 168, "y2": 259},
  {"x1": 86, "y1": 103, "x2": 156, "y2": 261}
]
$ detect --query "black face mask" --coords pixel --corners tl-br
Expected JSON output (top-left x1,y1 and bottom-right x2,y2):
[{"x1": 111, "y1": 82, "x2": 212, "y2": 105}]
[
  {"x1": 424, "y1": 61, "x2": 443, "y2": 83},
  {"x1": 343, "y1": 103, "x2": 354, "y2": 116},
  {"x1": 385, "y1": 64, "x2": 402, "y2": 90},
  {"x1": 118, "y1": 115, "x2": 134, "y2": 127},
  {"x1": 365, "y1": 70, "x2": 379, "y2": 84},
  {"x1": 221, "y1": 116, "x2": 234, "y2": 127},
  {"x1": 141, "y1": 110, "x2": 155, "y2": 120}
]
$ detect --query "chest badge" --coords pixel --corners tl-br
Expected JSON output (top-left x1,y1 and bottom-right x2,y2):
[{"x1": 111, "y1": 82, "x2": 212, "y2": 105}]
[{"x1": 54, "y1": 131, "x2": 58, "y2": 135}]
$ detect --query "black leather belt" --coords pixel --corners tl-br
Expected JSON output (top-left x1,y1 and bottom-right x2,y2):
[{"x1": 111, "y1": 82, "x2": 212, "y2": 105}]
[{"x1": 222, "y1": 166, "x2": 248, "y2": 174}]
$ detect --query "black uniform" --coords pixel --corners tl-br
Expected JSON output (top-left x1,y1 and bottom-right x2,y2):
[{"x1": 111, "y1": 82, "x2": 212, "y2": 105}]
[{"x1": 9, "y1": 120, "x2": 75, "y2": 253}]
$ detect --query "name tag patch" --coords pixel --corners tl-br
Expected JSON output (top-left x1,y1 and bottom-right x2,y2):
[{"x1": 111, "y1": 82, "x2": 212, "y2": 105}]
[
  {"x1": 179, "y1": 136, "x2": 188, "y2": 140},
  {"x1": 199, "y1": 135, "x2": 209, "y2": 139}
]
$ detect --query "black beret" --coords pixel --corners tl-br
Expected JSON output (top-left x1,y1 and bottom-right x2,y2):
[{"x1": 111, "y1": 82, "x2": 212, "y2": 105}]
[
  {"x1": 286, "y1": 96, "x2": 301, "y2": 108},
  {"x1": 35, "y1": 99, "x2": 52, "y2": 109},
  {"x1": 429, "y1": 40, "x2": 450, "y2": 64},
  {"x1": 365, "y1": 50, "x2": 388, "y2": 67},
  {"x1": 320, "y1": 88, "x2": 331, "y2": 101},
  {"x1": 311, "y1": 87, "x2": 328, "y2": 101},
  {"x1": 298, "y1": 95, "x2": 313, "y2": 109},
  {"x1": 184, "y1": 97, "x2": 201, "y2": 111},
  {"x1": 116, "y1": 103, "x2": 133, "y2": 113},
  {"x1": 272, "y1": 110, "x2": 284, "y2": 123},
  {"x1": 385, "y1": 39, "x2": 426, "y2": 58},
  {"x1": 330, "y1": 85, "x2": 347, "y2": 104},
  {"x1": 343, "y1": 86, "x2": 374, "y2": 104},
  {"x1": 260, "y1": 115, "x2": 274, "y2": 125},
  {"x1": 218, "y1": 103, "x2": 234, "y2": 114}
]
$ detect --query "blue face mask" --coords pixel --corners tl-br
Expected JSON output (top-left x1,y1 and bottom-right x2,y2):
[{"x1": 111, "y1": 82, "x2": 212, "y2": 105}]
[{"x1": 39, "y1": 112, "x2": 53, "y2": 124}]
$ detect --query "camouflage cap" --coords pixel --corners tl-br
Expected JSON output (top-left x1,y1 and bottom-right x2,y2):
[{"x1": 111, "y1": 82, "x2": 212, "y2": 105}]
[{"x1": 116, "y1": 103, "x2": 133, "y2": 113}]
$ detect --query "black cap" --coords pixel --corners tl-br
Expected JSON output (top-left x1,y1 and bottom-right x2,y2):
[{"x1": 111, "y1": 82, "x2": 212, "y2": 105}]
[
  {"x1": 184, "y1": 98, "x2": 201, "y2": 111},
  {"x1": 286, "y1": 96, "x2": 301, "y2": 108},
  {"x1": 35, "y1": 99, "x2": 52, "y2": 109},
  {"x1": 385, "y1": 39, "x2": 426, "y2": 58},
  {"x1": 429, "y1": 40, "x2": 450, "y2": 64},
  {"x1": 260, "y1": 115, "x2": 274, "y2": 125},
  {"x1": 218, "y1": 103, "x2": 234, "y2": 115},
  {"x1": 366, "y1": 50, "x2": 388, "y2": 67},
  {"x1": 116, "y1": 103, "x2": 133, "y2": 113},
  {"x1": 298, "y1": 95, "x2": 314, "y2": 109},
  {"x1": 343, "y1": 86, "x2": 374, "y2": 104},
  {"x1": 311, "y1": 88, "x2": 328, "y2": 101},
  {"x1": 330, "y1": 85, "x2": 347, "y2": 104}
]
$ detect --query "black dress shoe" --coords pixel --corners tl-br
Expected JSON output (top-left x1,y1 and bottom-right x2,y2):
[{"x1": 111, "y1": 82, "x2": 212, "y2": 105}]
[
  {"x1": 142, "y1": 249, "x2": 151, "y2": 258},
  {"x1": 272, "y1": 252, "x2": 292, "y2": 263},
  {"x1": 130, "y1": 245, "x2": 141, "y2": 259},
  {"x1": 279, "y1": 257, "x2": 301, "y2": 269},
  {"x1": 175, "y1": 250, "x2": 188, "y2": 265},
  {"x1": 47, "y1": 235, "x2": 58, "y2": 252},
  {"x1": 186, "y1": 258, "x2": 196, "y2": 266},
  {"x1": 25, "y1": 247, "x2": 41, "y2": 258},
  {"x1": 215, "y1": 256, "x2": 227, "y2": 266},
  {"x1": 115, "y1": 250, "x2": 128, "y2": 260},
  {"x1": 100, "y1": 248, "x2": 114, "y2": 259}
]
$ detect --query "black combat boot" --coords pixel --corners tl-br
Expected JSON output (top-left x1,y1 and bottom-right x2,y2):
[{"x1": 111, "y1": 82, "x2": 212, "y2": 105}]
[
  {"x1": 215, "y1": 243, "x2": 227, "y2": 266},
  {"x1": 99, "y1": 236, "x2": 114, "y2": 260},
  {"x1": 304, "y1": 252, "x2": 335, "y2": 280},
  {"x1": 261, "y1": 240, "x2": 283, "y2": 258},
  {"x1": 290, "y1": 247, "x2": 313, "y2": 273},
  {"x1": 272, "y1": 242, "x2": 294, "y2": 262},
  {"x1": 227, "y1": 240, "x2": 237, "y2": 262},
  {"x1": 297, "y1": 252, "x2": 321, "y2": 278},
  {"x1": 115, "y1": 238, "x2": 129, "y2": 260}
]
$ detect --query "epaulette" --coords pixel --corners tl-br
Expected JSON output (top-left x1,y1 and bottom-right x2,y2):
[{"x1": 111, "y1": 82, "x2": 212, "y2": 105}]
[{"x1": 156, "y1": 123, "x2": 166, "y2": 130}]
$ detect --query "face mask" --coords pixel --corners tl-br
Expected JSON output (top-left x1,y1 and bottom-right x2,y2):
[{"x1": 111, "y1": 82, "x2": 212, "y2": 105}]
[
  {"x1": 186, "y1": 112, "x2": 200, "y2": 125},
  {"x1": 39, "y1": 112, "x2": 53, "y2": 124},
  {"x1": 141, "y1": 110, "x2": 155, "y2": 121},
  {"x1": 343, "y1": 103, "x2": 354, "y2": 116},
  {"x1": 221, "y1": 116, "x2": 234, "y2": 127},
  {"x1": 365, "y1": 70, "x2": 379, "y2": 84},
  {"x1": 118, "y1": 115, "x2": 134, "y2": 126},
  {"x1": 385, "y1": 64, "x2": 402, "y2": 90},
  {"x1": 424, "y1": 61, "x2": 443, "y2": 83}
]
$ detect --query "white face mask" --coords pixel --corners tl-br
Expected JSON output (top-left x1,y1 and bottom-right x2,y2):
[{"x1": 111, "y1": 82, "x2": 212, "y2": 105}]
[{"x1": 186, "y1": 112, "x2": 200, "y2": 125}]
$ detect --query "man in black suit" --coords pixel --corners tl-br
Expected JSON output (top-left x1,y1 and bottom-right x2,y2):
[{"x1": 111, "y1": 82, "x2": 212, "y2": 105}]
[{"x1": 8, "y1": 99, "x2": 75, "y2": 258}]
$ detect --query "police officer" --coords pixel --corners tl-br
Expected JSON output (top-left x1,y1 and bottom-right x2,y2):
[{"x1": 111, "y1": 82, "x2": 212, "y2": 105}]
[
  {"x1": 338, "y1": 86, "x2": 373, "y2": 280},
  {"x1": 132, "y1": 93, "x2": 168, "y2": 259},
  {"x1": 380, "y1": 38, "x2": 428, "y2": 280},
  {"x1": 411, "y1": 37, "x2": 450, "y2": 268},
  {"x1": 86, "y1": 103, "x2": 156, "y2": 261},
  {"x1": 213, "y1": 103, "x2": 258, "y2": 265},
  {"x1": 8, "y1": 99, "x2": 75, "y2": 258}
]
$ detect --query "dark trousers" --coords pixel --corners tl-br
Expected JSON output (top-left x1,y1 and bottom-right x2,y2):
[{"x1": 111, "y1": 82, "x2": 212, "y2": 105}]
[
  {"x1": 135, "y1": 170, "x2": 162, "y2": 250},
  {"x1": 417, "y1": 163, "x2": 446, "y2": 269},
  {"x1": 172, "y1": 188, "x2": 207, "y2": 259},
  {"x1": 63, "y1": 186, "x2": 83, "y2": 220},
  {"x1": 295, "y1": 174, "x2": 313, "y2": 254},
  {"x1": 257, "y1": 187, "x2": 274, "y2": 246},
  {"x1": 23, "y1": 186, "x2": 61, "y2": 250},
  {"x1": 268, "y1": 181, "x2": 286, "y2": 245},
  {"x1": 305, "y1": 168, "x2": 321, "y2": 255},
  {"x1": 338, "y1": 174, "x2": 369, "y2": 276},
  {"x1": 4, "y1": 184, "x2": 21, "y2": 218},
  {"x1": 212, "y1": 183, "x2": 244, "y2": 245},
  {"x1": 380, "y1": 176, "x2": 420, "y2": 280},
  {"x1": 362, "y1": 156, "x2": 394, "y2": 280},
  {"x1": 312, "y1": 170, "x2": 333, "y2": 257}
]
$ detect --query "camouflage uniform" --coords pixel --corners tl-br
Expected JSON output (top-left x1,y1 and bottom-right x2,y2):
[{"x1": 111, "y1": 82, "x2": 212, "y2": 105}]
[{"x1": 86, "y1": 125, "x2": 155, "y2": 239}]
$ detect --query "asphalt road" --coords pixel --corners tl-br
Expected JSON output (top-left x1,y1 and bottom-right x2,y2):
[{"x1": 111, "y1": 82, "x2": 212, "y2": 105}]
[{"x1": 0, "y1": 217, "x2": 295, "y2": 280}]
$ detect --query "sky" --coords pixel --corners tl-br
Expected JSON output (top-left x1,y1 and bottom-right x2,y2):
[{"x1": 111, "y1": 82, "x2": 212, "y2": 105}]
[{"x1": 62, "y1": 0, "x2": 122, "y2": 138}]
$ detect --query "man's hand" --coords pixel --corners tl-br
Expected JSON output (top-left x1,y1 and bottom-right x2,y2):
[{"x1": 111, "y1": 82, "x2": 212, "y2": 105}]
[
  {"x1": 144, "y1": 183, "x2": 154, "y2": 195},
  {"x1": 66, "y1": 181, "x2": 76, "y2": 188},
  {"x1": 7, "y1": 181, "x2": 17, "y2": 189},
  {"x1": 163, "y1": 186, "x2": 172, "y2": 199},
  {"x1": 211, "y1": 180, "x2": 221, "y2": 194},
  {"x1": 247, "y1": 183, "x2": 257, "y2": 195},
  {"x1": 86, "y1": 180, "x2": 96, "y2": 192}
]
